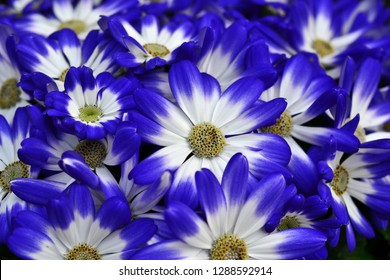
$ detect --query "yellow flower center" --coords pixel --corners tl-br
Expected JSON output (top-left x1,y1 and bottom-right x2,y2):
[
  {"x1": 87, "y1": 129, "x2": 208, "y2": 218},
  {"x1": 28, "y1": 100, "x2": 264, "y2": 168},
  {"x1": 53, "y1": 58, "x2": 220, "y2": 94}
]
[
  {"x1": 188, "y1": 122, "x2": 225, "y2": 158},
  {"x1": 311, "y1": 39, "x2": 334, "y2": 57},
  {"x1": 277, "y1": 215, "x2": 301, "y2": 231},
  {"x1": 330, "y1": 165, "x2": 349, "y2": 195},
  {"x1": 210, "y1": 233, "x2": 248, "y2": 260},
  {"x1": 74, "y1": 140, "x2": 107, "y2": 169},
  {"x1": 260, "y1": 111, "x2": 293, "y2": 137},
  {"x1": 78, "y1": 105, "x2": 102, "y2": 123},
  {"x1": 0, "y1": 161, "x2": 30, "y2": 193},
  {"x1": 65, "y1": 243, "x2": 101, "y2": 260},
  {"x1": 210, "y1": 234, "x2": 248, "y2": 260},
  {"x1": 0, "y1": 78, "x2": 21, "y2": 109},
  {"x1": 58, "y1": 20, "x2": 87, "y2": 35},
  {"x1": 143, "y1": 43, "x2": 170, "y2": 57}
]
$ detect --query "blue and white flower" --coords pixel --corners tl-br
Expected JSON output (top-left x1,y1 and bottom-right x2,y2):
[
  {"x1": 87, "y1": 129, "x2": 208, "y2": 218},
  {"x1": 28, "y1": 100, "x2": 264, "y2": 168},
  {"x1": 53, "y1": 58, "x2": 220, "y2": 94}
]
[
  {"x1": 260, "y1": 54, "x2": 359, "y2": 195},
  {"x1": 14, "y1": 0, "x2": 138, "y2": 39},
  {"x1": 330, "y1": 57, "x2": 390, "y2": 143},
  {"x1": 254, "y1": 0, "x2": 390, "y2": 76},
  {"x1": 45, "y1": 66, "x2": 138, "y2": 140},
  {"x1": 13, "y1": 105, "x2": 140, "y2": 202},
  {"x1": 17, "y1": 28, "x2": 123, "y2": 94},
  {"x1": 8, "y1": 183, "x2": 157, "y2": 259},
  {"x1": 131, "y1": 153, "x2": 327, "y2": 260},
  {"x1": 0, "y1": 24, "x2": 32, "y2": 122},
  {"x1": 316, "y1": 138, "x2": 390, "y2": 251},
  {"x1": 0, "y1": 107, "x2": 37, "y2": 243},
  {"x1": 130, "y1": 60, "x2": 291, "y2": 208},
  {"x1": 105, "y1": 14, "x2": 194, "y2": 71}
]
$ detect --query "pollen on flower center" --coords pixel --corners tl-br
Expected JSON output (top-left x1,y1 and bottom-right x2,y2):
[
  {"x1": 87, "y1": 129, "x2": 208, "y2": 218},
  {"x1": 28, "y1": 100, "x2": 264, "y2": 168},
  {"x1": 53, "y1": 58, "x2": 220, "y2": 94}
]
[
  {"x1": 74, "y1": 140, "x2": 107, "y2": 169},
  {"x1": 210, "y1": 234, "x2": 248, "y2": 260},
  {"x1": 0, "y1": 161, "x2": 30, "y2": 193},
  {"x1": 143, "y1": 43, "x2": 170, "y2": 57},
  {"x1": 58, "y1": 20, "x2": 87, "y2": 35},
  {"x1": 0, "y1": 78, "x2": 21, "y2": 109},
  {"x1": 79, "y1": 105, "x2": 102, "y2": 123},
  {"x1": 65, "y1": 243, "x2": 101, "y2": 260},
  {"x1": 260, "y1": 111, "x2": 293, "y2": 137},
  {"x1": 277, "y1": 215, "x2": 301, "y2": 231},
  {"x1": 188, "y1": 122, "x2": 226, "y2": 158},
  {"x1": 58, "y1": 68, "x2": 69, "y2": 82},
  {"x1": 330, "y1": 165, "x2": 349, "y2": 195},
  {"x1": 312, "y1": 39, "x2": 334, "y2": 57}
]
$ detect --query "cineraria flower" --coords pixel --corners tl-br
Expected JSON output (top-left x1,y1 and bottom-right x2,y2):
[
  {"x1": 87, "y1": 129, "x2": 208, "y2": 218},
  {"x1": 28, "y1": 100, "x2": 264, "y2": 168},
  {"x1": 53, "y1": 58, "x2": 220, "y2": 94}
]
[
  {"x1": 259, "y1": 54, "x2": 359, "y2": 195},
  {"x1": 105, "y1": 14, "x2": 194, "y2": 71},
  {"x1": 130, "y1": 60, "x2": 291, "y2": 208},
  {"x1": 0, "y1": 24, "x2": 32, "y2": 122},
  {"x1": 265, "y1": 194, "x2": 341, "y2": 259},
  {"x1": 330, "y1": 57, "x2": 390, "y2": 143},
  {"x1": 0, "y1": 107, "x2": 38, "y2": 243},
  {"x1": 45, "y1": 66, "x2": 138, "y2": 140},
  {"x1": 14, "y1": 0, "x2": 138, "y2": 39},
  {"x1": 13, "y1": 105, "x2": 140, "y2": 201},
  {"x1": 315, "y1": 138, "x2": 390, "y2": 251},
  {"x1": 255, "y1": 0, "x2": 390, "y2": 76},
  {"x1": 17, "y1": 28, "x2": 123, "y2": 95},
  {"x1": 131, "y1": 153, "x2": 327, "y2": 260},
  {"x1": 8, "y1": 183, "x2": 157, "y2": 259}
]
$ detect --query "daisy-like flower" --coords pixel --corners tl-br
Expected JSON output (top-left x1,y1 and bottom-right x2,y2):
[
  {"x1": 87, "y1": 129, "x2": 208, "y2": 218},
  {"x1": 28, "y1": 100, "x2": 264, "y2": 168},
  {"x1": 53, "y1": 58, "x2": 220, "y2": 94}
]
[
  {"x1": 254, "y1": 0, "x2": 390, "y2": 76},
  {"x1": 131, "y1": 153, "x2": 327, "y2": 260},
  {"x1": 0, "y1": 24, "x2": 32, "y2": 122},
  {"x1": 330, "y1": 57, "x2": 390, "y2": 143},
  {"x1": 105, "y1": 14, "x2": 194, "y2": 71},
  {"x1": 259, "y1": 54, "x2": 359, "y2": 195},
  {"x1": 8, "y1": 183, "x2": 157, "y2": 259},
  {"x1": 14, "y1": 0, "x2": 138, "y2": 39},
  {"x1": 315, "y1": 137, "x2": 390, "y2": 251},
  {"x1": 0, "y1": 107, "x2": 38, "y2": 243},
  {"x1": 45, "y1": 66, "x2": 138, "y2": 140},
  {"x1": 17, "y1": 28, "x2": 123, "y2": 94},
  {"x1": 12, "y1": 105, "x2": 140, "y2": 202},
  {"x1": 130, "y1": 60, "x2": 291, "y2": 208},
  {"x1": 265, "y1": 194, "x2": 341, "y2": 259}
]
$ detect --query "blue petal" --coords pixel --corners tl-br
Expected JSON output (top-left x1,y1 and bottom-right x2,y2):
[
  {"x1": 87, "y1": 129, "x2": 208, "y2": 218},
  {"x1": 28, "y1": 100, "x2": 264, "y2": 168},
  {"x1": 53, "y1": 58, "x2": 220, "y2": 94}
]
[
  {"x1": 212, "y1": 77, "x2": 264, "y2": 128},
  {"x1": 59, "y1": 151, "x2": 99, "y2": 188},
  {"x1": 11, "y1": 178, "x2": 66, "y2": 205},
  {"x1": 67, "y1": 183, "x2": 95, "y2": 219},
  {"x1": 95, "y1": 196, "x2": 131, "y2": 230},
  {"x1": 221, "y1": 153, "x2": 248, "y2": 208},
  {"x1": 272, "y1": 228, "x2": 327, "y2": 259},
  {"x1": 130, "y1": 240, "x2": 202, "y2": 260},
  {"x1": 169, "y1": 60, "x2": 218, "y2": 124},
  {"x1": 64, "y1": 66, "x2": 95, "y2": 93},
  {"x1": 129, "y1": 144, "x2": 191, "y2": 185},
  {"x1": 119, "y1": 218, "x2": 156, "y2": 250},
  {"x1": 47, "y1": 196, "x2": 74, "y2": 230},
  {"x1": 196, "y1": 168, "x2": 227, "y2": 236},
  {"x1": 165, "y1": 201, "x2": 213, "y2": 248},
  {"x1": 7, "y1": 228, "x2": 54, "y2": 260}
]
